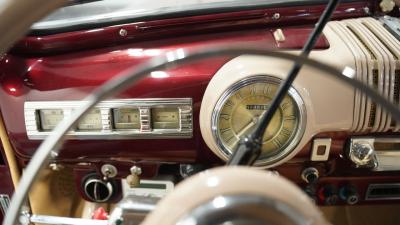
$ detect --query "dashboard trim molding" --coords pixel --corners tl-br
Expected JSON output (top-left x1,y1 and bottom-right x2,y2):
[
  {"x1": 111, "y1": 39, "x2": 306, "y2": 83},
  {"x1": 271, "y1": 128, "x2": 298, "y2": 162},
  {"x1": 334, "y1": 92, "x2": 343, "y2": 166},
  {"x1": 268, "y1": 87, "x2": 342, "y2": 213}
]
[{"x1": 24, "y1": 98, "x2": 193, "y2": 140}]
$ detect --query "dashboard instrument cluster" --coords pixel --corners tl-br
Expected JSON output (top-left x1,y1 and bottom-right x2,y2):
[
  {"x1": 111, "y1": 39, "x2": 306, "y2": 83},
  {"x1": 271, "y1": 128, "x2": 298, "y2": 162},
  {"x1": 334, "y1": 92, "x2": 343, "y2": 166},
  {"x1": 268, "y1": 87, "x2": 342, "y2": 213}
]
[
  {"x1": 24, "y1": 99, "x2": 193, "y2": 139},
  {"x1": 1, "y1": 0, "x2": 400, "y2": 207},
  {"x1": 211, "y1": 76, "x2": 306, "y2": 166}
]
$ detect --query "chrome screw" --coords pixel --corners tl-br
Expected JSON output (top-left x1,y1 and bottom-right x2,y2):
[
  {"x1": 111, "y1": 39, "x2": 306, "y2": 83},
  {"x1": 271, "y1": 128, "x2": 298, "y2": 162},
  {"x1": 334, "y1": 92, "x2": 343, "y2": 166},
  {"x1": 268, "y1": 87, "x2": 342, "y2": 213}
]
[
  {"x1": 119, "y1": 28, "x2": 128, "y2": 37},
  {"x1": 272, "y1": 13, "x2": 280, "y2": 20}
]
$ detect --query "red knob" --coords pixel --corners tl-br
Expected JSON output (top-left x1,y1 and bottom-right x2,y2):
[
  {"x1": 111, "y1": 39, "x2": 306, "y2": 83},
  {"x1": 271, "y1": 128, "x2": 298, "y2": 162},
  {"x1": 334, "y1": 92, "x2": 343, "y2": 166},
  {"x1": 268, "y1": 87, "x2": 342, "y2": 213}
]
[{"x1": 92, "y1": 207, "x2": 108, "y2": 220}]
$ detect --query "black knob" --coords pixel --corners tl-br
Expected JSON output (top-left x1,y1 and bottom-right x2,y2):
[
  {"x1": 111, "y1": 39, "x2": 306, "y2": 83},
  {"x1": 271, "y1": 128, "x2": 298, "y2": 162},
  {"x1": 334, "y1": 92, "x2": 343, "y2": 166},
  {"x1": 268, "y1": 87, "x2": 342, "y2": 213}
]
[
  {"x1": 303, "y1": 185, "x2": 318, "y2": 203},
  {"x1": 339, "y1": 185, "x2": 359, "y2": 205},
  {"x1": 318, "y1": 185, "x2": 338, "y2": 205}
]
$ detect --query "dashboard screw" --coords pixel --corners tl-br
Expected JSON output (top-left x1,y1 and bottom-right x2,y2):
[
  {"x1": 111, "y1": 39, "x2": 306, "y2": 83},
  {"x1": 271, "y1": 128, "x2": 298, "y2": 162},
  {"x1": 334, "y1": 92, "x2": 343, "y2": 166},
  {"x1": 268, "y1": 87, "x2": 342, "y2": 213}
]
[
  {"x1": 119, "y1": 29, "x2": 128, "y2": 37},
  {"x1": 363, "y1": 7, "x2": 370, "y2": 15},
  {"x1": 272, "y1": 13, "x2": 280, "y2": 20},
  {"x1": 49, "y1": 163, "x2": 63, "y2": 171}
]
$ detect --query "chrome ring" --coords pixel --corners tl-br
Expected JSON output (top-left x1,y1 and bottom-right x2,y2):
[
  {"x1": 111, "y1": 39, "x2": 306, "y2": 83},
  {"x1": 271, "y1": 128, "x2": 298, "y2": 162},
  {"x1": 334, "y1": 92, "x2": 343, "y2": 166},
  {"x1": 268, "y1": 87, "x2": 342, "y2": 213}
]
[{"x1": 211, "y1": 75, "x2": 306, "y2": 166}]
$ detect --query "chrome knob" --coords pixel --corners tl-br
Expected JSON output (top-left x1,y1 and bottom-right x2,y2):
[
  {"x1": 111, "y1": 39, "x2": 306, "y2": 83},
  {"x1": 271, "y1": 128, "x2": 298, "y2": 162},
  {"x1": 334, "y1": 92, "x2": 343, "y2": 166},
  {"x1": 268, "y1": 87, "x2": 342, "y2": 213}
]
[
  {"x1": 301, "y1": 167, "x2": 319, "y2": 184},
  {"x1": 348, "y1": 141, "x2": 375, "y2": 167},
  {"x1": 84, "y1": 177, "x2": 114, "y2": 202}
]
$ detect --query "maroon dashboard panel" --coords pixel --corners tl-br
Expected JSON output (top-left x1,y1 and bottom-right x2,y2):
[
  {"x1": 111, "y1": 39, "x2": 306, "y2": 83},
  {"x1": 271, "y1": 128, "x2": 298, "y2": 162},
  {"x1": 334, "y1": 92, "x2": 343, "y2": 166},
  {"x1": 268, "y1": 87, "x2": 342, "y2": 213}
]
[
  {"x1": 3, "y1": 1, "x2": 399, "y2": 207},
  {"x1": 0, "y1": 24, "x2": 331, "y2": 164},
  {"x1": 11, "y1": 2, "x2": 368, "y2": 55}
]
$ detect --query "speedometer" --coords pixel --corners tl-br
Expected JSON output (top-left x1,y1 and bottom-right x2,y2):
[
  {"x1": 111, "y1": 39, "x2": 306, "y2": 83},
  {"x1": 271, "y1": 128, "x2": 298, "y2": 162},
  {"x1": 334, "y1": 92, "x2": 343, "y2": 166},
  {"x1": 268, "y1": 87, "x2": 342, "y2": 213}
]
[{"x1": 211, "y1": 76, "x2": 306, "y2": 166}]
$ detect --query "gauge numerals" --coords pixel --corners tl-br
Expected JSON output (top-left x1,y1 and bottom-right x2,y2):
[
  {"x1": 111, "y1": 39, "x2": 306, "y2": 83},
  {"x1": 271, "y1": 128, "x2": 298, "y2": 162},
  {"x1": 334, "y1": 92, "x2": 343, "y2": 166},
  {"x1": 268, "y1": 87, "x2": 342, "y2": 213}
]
[{"x1": 212, "y1": 76, "x2": 305, "y2": 165}]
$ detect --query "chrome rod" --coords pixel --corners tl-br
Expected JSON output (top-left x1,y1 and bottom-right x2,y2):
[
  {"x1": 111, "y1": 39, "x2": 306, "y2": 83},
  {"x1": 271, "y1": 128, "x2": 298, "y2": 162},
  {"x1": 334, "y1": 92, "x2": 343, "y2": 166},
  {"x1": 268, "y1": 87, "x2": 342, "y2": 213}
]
[{"x1": 29, "y1": 215, "x2": 108, "y2": 225}]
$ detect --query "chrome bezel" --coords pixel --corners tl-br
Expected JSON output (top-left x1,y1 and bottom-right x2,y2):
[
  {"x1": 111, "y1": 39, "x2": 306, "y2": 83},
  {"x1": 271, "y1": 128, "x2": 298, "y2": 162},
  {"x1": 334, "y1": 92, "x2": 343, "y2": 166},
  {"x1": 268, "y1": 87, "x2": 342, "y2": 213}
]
[
  {"x1": 211, "y1": 75, "x2": 306, "y2": 166},
  {"x1": 24, "y1": 98, "x2": 192, "y2": 140}
]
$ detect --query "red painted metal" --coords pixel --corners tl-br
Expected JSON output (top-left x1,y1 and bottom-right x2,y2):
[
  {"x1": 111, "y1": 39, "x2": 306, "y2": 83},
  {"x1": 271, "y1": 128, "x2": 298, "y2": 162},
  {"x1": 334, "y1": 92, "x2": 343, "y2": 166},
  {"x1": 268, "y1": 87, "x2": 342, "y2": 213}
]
[
  {"x1": 3, "y1": 0, "x2": 399, "y2": 206},
  {"x1": 11, "y1": 2, "x2": 369, "y2": 55},
  {"x1": 0, "y1": 22, "x2": 334, "y2": 164}
]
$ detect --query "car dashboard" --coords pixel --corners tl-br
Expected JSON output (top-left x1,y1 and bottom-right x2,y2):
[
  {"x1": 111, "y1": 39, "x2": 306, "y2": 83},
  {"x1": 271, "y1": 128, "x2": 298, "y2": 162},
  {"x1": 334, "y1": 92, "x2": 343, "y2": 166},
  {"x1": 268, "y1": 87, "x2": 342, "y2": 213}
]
[{"x1": 1, "y1": 1, "x2": 400, "y2": 223}]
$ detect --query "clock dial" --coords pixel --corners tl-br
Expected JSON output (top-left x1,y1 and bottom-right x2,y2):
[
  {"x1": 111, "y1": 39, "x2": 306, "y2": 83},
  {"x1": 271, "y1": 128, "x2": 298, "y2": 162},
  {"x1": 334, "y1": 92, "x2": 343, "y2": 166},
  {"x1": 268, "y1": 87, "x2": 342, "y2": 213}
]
[{"x1": 212, "y1": 76, "x2": 305, "y2": 165}]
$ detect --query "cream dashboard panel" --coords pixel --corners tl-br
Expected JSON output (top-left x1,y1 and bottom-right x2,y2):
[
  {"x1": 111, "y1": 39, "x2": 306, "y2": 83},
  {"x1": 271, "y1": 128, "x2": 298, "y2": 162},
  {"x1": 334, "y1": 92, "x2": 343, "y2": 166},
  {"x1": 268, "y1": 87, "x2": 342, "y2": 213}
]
[{"x1": 200, "y1": 25, "x2": 356, "y2": 167}]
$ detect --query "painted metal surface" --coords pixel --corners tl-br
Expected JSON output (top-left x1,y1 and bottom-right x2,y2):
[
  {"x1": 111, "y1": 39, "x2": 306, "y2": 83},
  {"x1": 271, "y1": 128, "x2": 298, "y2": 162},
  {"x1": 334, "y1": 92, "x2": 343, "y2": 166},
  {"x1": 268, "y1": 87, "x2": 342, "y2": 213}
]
[
  {"x1": 11, "y1": 2, "x2": 368, "y2": 54},
  {"x1": 0, "y1": 24, "x2": 332, "y2": 163}
]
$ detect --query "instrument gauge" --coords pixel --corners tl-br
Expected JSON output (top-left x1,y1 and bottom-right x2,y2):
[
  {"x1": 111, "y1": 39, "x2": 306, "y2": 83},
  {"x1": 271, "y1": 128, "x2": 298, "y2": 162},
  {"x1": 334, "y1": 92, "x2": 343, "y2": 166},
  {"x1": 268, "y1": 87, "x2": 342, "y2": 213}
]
[
  {"x1": 212, "y1": 76, "x2": 305, "y2": 166},
  {"x1": 39, "y1": 109, "x2": 64, "y2": 131},
  {"x1": 113, "y1": 108, "x2": 140, "y2": 129},
  {"x1": 152, "y1": 108, "x2": 180, "y2": 129},
  {"x1": 78, "y1": 108, "x2": 102, "y2": 131}
]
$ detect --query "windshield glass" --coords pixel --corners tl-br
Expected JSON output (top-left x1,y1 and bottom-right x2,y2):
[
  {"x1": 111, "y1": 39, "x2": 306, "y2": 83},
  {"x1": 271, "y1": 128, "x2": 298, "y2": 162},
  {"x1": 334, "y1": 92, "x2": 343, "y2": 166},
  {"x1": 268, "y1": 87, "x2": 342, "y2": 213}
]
[{"x1": 32, "y1": 0, "x2": 321, "y2": 31}]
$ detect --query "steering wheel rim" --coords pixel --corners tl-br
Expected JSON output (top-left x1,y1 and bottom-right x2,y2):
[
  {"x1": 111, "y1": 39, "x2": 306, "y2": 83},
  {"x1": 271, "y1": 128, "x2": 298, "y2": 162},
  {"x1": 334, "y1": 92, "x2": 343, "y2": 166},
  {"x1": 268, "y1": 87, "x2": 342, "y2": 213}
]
[{"x1": 4, "y1": 46, "x2": 400, "y2": 225}]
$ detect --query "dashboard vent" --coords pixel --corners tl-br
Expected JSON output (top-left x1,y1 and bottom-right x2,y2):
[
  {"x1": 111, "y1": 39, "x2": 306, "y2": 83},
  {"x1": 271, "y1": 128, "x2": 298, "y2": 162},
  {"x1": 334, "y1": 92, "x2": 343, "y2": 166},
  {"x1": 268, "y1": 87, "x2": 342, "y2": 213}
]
[{"x1": 330, "y1": 18, "x2": 400, "y2": 132}]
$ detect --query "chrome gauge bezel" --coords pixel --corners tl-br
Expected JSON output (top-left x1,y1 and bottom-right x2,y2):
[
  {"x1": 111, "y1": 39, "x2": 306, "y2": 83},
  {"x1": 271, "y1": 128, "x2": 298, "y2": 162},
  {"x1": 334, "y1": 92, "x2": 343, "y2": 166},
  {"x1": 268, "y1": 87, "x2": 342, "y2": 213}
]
[
  {"x1": 211, "y1": 75, "x2": 306, "y2": 166},
  {"x1": 24, "y1": 98, "x2": 192, "y2": 140}
]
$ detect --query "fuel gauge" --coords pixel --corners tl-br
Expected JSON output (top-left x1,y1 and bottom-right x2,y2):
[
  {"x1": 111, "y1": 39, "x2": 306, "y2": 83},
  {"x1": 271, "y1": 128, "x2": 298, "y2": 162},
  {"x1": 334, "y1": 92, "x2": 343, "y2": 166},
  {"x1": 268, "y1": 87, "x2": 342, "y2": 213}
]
[
  {"x1": 151, "y1": 108, "x2": 180, "y2": 129},
  {"x1": 113, "y1": 108, "x2": 140, "y2": 129}
]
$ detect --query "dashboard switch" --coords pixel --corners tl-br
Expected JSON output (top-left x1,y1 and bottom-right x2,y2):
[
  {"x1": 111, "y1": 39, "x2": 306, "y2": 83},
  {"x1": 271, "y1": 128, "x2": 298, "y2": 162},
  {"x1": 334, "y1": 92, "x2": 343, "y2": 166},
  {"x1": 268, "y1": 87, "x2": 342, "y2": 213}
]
[
  {"x1": 311, "y1": 138, "x2": 331, "y2": 161},
  {"x1": 339, "y1": 185, "x2": 359, "y2": 205},
  {"x1": 126, "y1": 166, "x2": 142, "y2": 188},
  {"x1": 318, "y1": 185, "x2": 338, "y2": 205},
  {"x1": 301, "y1": 167, "x2": 319, "y2": 184}
]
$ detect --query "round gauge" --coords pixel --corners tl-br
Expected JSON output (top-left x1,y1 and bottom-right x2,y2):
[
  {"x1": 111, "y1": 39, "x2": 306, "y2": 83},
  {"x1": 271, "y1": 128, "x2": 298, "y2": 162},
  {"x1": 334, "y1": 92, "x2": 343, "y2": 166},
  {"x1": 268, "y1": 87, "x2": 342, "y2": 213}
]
[{"x1": 211, "y1": 76, "x2": 306, "y2": 166}]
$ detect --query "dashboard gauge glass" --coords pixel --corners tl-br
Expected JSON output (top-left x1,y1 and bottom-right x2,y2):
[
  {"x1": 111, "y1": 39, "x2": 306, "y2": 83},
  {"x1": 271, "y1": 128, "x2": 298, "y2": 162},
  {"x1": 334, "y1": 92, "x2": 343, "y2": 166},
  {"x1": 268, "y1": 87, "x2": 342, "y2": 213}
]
[
  {"x1": 78, "y1": 108, "x2": 102, "y2": 131},
  {"x1": 39, "y1": 109, "x2": 64, "y2": 131},
  {"x1": 152, "y1": 108, "x2": 180, "y2": 129},
  {"x1": 212, "y1": 76, "x2": 305, "y2": 166},
  {"x1": 113, "y1": 108, "x2": 140, "y2": 129}
]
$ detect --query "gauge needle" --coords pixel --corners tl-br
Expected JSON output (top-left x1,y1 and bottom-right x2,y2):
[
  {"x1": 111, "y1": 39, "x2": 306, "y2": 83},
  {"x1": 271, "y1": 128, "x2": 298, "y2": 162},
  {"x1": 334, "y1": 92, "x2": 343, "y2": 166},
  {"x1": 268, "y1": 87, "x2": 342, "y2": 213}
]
[
  {"x1": 237, "y1": 119, "x2": 257, "y2": 137},
  {"x1": 229, "y1": 118, "x2": 258, "y2": 148}
]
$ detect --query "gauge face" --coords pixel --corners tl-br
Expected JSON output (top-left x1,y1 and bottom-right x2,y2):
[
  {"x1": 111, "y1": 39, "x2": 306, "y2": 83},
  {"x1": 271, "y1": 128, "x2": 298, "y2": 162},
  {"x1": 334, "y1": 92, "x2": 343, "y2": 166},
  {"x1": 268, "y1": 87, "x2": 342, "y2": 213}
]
[
  {"x1": 39, "y1": 109, "x2": 64, "y2": 131},
  {"x1": 152, "y1": 108, "x2": 180, "y2": 129},
  {"x1": 113, "y1": 108, "x2": 140, "y2": 129},
  {"x1": 213, "y1": 77, "x2": 304, "y2": 165},
  {"x1": 78, "y1": 109, "x2": 102, "y2": 131}
]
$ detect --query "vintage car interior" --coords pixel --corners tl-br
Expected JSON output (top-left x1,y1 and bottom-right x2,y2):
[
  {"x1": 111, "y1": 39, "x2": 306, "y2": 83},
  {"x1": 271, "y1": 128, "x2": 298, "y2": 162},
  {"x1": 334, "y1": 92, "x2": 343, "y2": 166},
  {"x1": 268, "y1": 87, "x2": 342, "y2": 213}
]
[{"x1": 1, "y1": 0, "x2": 400, "y2": 225}]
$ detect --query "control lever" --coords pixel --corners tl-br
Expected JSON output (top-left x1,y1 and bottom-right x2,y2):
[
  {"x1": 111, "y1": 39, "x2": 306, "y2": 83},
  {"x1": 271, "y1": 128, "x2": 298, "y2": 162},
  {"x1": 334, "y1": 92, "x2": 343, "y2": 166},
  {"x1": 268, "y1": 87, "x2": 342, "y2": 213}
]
[
  {"x1": 227, "y1": 0, "x2": 341, "y2": 166},
  {"x1": 126, "y1": 166, "x2": 142, "y2": 188}
]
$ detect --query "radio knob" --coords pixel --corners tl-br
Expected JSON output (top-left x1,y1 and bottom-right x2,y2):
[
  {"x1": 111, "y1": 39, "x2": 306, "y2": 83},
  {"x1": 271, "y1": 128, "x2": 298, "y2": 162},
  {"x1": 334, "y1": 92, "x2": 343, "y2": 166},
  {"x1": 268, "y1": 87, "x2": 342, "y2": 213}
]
[
  {"x1": 348, "y1": 141, "x2": 375, "y2": 167},
  {"x1": 339, "y1": 185, "x2": 359, "y2": 205}
]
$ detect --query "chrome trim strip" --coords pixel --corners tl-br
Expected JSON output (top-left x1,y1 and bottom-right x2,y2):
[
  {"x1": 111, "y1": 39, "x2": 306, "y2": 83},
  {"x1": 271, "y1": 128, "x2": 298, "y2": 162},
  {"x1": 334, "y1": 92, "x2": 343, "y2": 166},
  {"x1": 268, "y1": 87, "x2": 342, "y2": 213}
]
[
  {"x1": 0, "y1": 194, "x2": 10, "y2": 215},
  {"x1": 211, "y1": 75, "x2": 306, "y2": 166},
  {"x1": 24, "y1": 98, "x2": 192, "y2": 139},
  {"x1": 29, "y1": 215, "x2": 108, "y2": 225},
  {"x1": 366, "y1": 183, "x2": 400, "y2": 200}
]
